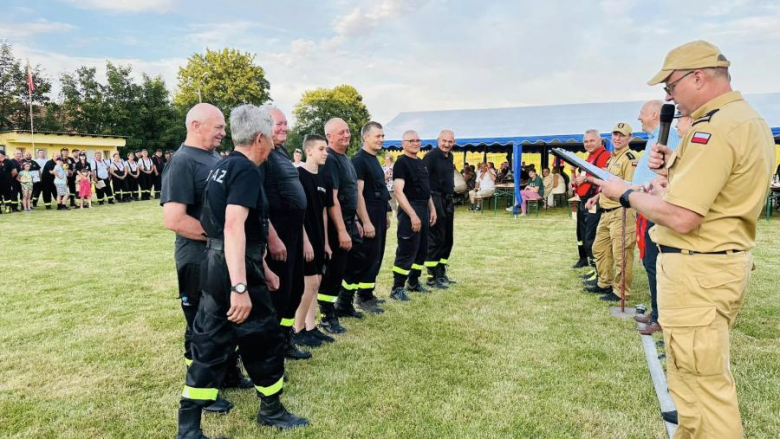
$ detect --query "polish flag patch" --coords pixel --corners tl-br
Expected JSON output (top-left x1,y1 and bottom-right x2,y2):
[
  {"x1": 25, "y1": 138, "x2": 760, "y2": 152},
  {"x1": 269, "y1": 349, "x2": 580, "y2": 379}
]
[{"x1": 691, "y1": 132, "x2": 711, "y2": 144}]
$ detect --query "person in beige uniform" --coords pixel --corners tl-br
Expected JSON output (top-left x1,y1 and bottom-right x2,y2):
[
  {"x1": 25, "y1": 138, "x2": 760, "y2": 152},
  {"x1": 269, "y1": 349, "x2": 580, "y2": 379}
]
[
  {"x1": 584, "y1": 123, "x2": 638, "y2": 302},
  {"x1": 594, "y1": 41, "x2": 775, "y2": 439}
]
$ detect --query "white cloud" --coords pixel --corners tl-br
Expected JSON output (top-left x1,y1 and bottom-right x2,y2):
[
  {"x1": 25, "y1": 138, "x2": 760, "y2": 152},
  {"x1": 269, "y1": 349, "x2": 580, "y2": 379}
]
[
  {"x1": 0, "y1": 19, "x2": 76, "y2": 38},
  {"x1": 62, "y1": 0, "x2": 177, "y2": 13},
  {"x1": 333, "y1": 0, "x2": 433, "y2": 37}
]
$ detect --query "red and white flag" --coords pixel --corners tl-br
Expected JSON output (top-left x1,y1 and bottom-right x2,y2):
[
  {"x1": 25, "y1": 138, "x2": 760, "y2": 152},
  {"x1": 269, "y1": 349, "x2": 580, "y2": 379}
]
[
  {"x1": 691, "y1": 132, "x2": 711, "y2": 145},
  {"x1": 27, "y1": 60, "x2": 35, "y2": 94}
]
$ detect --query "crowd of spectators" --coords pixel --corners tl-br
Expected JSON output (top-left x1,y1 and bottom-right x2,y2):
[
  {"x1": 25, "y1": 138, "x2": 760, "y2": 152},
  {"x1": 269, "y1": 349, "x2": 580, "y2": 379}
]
[{"x1": 0, "y1": 147, "x2": 173, "y2": 213}]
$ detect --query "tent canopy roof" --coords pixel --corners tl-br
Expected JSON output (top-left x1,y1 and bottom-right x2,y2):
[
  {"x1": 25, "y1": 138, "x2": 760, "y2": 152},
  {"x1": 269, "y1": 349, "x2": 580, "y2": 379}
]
[{"x1": 382, "y1": 92, "x2": 780, "y2": 150}]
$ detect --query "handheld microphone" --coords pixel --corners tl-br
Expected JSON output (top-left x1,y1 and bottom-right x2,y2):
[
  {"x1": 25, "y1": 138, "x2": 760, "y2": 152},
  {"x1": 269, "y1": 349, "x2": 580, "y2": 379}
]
[{"x1": 652, "y1": 104, "x2": 676, "y2": 169}]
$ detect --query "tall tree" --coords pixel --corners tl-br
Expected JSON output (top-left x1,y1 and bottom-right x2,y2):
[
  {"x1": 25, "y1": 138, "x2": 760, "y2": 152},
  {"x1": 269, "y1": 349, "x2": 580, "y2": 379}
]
[
  {"x1": 291, "y1": 84, "x2": 371, "y2": 155},
  {"x1": 0, "y1": 42, "x2": 56, "y2": 131},
  {"x1": 137, "y1": 73, "x2": 179, "y2": 152},
  {"x1": 60, "y1": 66, "x2": 106, "y2": 133},
  {"x1": 103, "y1": 62, "x2": 141, "y2": 146},
  {"x1": 173, "y1": 47, "x2": 272, "y2": 126}
]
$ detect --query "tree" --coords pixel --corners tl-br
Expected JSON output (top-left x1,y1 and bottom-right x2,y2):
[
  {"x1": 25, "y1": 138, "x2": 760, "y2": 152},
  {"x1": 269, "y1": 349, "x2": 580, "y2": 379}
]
[
  {"x1": 291, "y1": 84, "x2": 371, "y2": 155},
  {"x1": 60, "y1": 66, "x2": 106, "y2": 133},
  {"x1": 0, "y1": 42, "x2": 57, "y2": 131},
  {"x1": 173, "y1": 48, "x2": 271, "y2": 125},
  {"x1": 137, "y1": 74, "x2": 179, "y2": 153}
]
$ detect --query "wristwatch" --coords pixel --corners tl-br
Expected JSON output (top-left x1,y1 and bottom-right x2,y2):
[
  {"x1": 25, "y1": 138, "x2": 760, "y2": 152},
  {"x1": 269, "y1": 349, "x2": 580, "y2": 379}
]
[
  {"x1": 231, "y1": 283, "x2": 248, "y2": 294},
  {"x1": 619, "y1": 189, "x2": 636, "y2": 208}
]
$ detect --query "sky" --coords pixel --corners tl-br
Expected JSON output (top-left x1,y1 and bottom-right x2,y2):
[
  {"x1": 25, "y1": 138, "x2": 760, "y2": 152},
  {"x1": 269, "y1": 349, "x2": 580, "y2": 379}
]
[{"x1": 4, "y1": 0, "x2": 780, "y2": 125}]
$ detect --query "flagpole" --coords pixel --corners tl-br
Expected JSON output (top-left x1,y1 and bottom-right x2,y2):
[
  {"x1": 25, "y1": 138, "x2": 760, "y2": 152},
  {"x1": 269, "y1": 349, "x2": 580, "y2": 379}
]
[{"x1": 27, "y1": 60, "x2": 35, "y2": 153}]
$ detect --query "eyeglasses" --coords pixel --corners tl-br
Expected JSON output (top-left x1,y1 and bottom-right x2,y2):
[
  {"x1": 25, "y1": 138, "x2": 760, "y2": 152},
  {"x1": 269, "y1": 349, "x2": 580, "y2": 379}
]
[
  {"x1": 403, "y1": 139, "x2": 421, "y2": 143},
  {"x1": 663, "y1": 71, "x2": 694, "y2": 95}
]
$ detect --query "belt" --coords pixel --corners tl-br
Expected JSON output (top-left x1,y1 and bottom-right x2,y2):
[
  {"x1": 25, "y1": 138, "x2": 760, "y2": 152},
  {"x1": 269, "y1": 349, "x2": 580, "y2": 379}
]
[
  {"x1": 207, "y1": 238, "x2": 265, "y2": 253},
  {"x1": 431, "y1": 192, "x2": 454, "y2": 199},
  {"x1": 599, "y1": 206, "x2": 619, "y2": 213},
  {"x1": 657, "y1": 245, "x2": 743, "y2": 255}
]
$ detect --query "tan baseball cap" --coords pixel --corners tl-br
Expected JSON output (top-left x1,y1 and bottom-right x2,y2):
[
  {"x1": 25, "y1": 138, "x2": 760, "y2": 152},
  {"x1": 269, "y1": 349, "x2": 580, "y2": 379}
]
[
  {"x1": 612, "y1": 122, "x2": 633, "y2": 136},
  {"x1": 647, "y1": 40, "x2": 730, "y2": 86}
]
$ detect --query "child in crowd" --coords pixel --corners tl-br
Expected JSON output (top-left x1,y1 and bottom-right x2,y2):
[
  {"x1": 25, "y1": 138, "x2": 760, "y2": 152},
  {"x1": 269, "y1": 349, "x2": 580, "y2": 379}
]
[
  {"x1": 52, "y1": 159, "x2": 70, "y2": 210},
  {"x1": 292, "y1": 134, "x2": 334, "y2": 347},
  {"x1": 76, "y1": 168, "x2": 93, "y2": 208},
  {"x1": 18, "y1": 162, "x2": 34, "y2": 212}
]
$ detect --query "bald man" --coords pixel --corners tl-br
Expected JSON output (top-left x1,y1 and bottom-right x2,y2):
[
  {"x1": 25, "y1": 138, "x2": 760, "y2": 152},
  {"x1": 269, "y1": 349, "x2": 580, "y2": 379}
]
[
  {"x1": 423, "y1": 129, "x2": 457, "y2": 287},
  {"x1": 632, "y1": 100, "x2": 681, "y2": 335},
  {"x1": 161, "y1": 103, "x2": 244, "y2": 413},
  {"x1": 317, "y1": 117, "x2": 360, "y2": 334}
]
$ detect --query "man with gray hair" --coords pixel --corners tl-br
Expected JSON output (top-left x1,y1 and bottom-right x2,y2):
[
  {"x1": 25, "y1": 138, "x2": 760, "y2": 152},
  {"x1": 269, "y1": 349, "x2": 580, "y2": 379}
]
[
  {"x1": 571, "y1": 130, "x2": 610, "y2": 273},
  {"x1": 162, "y1": 103, "x2": 242, "y2": 416},
  {"x1": 176, "y1": 104, "x2": 308, "y2": 438}
]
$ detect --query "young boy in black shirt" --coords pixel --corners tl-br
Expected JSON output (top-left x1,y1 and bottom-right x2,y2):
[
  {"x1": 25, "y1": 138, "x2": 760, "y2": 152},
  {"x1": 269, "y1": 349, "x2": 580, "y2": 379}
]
[{"x1": 292, "y1": 134, "x2": 335, "y2": 347}]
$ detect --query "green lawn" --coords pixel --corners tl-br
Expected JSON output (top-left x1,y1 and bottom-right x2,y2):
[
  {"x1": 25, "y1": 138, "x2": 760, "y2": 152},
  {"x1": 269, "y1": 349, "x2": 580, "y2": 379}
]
[{"x1": 1, "y1": 202, "x2": 778, "y2": 438}]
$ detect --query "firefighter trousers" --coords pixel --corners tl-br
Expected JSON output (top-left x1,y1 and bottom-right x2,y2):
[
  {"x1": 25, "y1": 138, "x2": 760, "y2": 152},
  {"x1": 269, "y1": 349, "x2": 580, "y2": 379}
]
[
  {"x1": 266, "y1": 209, "x2": 305, "y2": 330},
  {"x1": 393, "y1": 200, "x2": 429, "y2": 288},
  {"x1": 426, "y1": 193, "x2": 454, "y2": 273}
]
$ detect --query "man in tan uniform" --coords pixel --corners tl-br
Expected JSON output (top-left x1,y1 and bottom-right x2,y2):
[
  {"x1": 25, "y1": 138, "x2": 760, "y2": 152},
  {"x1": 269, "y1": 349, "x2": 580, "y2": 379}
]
[
  {"x1": 594, "y1": 41, "x2": 775, "y2": 438},
  {"x1": 584, "y1": 123, "x2": 638, "y2": 302}
]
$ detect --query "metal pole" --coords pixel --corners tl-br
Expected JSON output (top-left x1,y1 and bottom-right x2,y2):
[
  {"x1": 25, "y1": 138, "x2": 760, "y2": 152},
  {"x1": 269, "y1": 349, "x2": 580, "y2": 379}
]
[{"x1": 620, "y1": 207, "x2": 627, "y2": 312}]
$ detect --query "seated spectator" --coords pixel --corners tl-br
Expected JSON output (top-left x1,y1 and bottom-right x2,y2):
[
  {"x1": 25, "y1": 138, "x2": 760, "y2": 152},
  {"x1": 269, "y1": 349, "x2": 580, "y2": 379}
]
[
  {"x1": 469, "y1": 162, "x2": 496, "y2": 211},
  {"x1": 542, "y1": 167, "x2": 554, "y2": 197},
  {"x1": 509, "y1": 169, "x2": 544, "y2": 216},
  {"x1": 546, "y1": 167, "x2": 567, "y2": 206},
  {"x1": 488, "y1": 162, "x2": 498, "y2": 177},
  {"x1": 498, "y1": 161, "x2": 511, "y2": 182}
]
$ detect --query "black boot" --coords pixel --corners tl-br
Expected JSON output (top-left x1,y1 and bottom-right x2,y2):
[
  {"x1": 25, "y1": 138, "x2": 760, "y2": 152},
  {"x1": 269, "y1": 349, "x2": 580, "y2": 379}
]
[
  {"x1": 222, "y1": 354, "x2": 253, "y2": 389},
  {"x1": 292, "y1": 329, "x2": 322, "y2": 348},
  {"x1": 319, "y1": 306, "x2": 346, "y2": 334},
  {"x1": 406, "y1": 276, "x2": 430, "y2": 293},
  {"x1": 335, "y1": 289, "x2": 363, "y2": 319},
  {"x1": 257, "y1": 393, "x2": 309, "y2": 429},
  {"x1": 389, "y1": 286, "x2": 411, "y2": 301},
  {"x1": 426, "y1": 267, "x2": 449, "y2": 290},
  {"x1": 284, "y1": 328, "x2": 312, "y2": 360},
  {"x1": 177, "y1": 405, "x2": 223, "y2": 439},
  {"x1": 439, "y1": 264, "x2": 457, "y2": 284},
  {"x1": 572, "y1": 258, "x2": 589, "y2": 268},
  {"x1": 202, "y1": 394, "x2": 233, "y2": 414},
  {"x1": 356, "y1": 294, "x2": 384, "y2": 314},
  {"x1": 307, "y1": 327, "x2": 335, "y2": 343}
]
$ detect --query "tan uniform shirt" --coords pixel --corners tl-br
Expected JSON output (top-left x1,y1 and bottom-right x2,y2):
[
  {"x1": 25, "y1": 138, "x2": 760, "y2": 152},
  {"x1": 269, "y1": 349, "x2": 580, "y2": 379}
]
[
  {"x1": 652, "y1": 91, "x2": 776, "y2": 252},
  {"x1": 599, "y1": 146, "x2": 638, "y2": 209}
]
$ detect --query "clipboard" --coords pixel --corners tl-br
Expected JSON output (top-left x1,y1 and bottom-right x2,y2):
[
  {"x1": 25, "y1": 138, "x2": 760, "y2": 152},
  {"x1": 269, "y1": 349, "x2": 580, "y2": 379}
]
[{"x1": 551, "y1": 148, "x2": 630, "y2": 184}]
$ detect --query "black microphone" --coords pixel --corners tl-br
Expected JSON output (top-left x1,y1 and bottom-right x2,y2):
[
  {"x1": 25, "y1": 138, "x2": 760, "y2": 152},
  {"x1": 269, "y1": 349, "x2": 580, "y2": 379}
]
[{"x1": 652, "y1": 104, "x2": 676, "y2": 169}]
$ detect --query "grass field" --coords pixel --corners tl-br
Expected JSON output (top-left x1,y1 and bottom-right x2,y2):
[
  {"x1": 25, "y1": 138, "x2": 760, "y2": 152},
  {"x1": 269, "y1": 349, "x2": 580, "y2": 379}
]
[{"x1": 1, "y1": 201, "x2": 779, "y2": 438}]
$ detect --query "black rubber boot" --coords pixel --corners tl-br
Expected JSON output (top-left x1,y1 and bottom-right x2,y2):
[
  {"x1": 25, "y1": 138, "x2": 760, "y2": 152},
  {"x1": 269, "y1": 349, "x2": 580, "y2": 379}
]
[
  {"x1": 177, "y1": 405, "x2": 222, "y2": 439},
  {"x1": 222, "y1": 354, "x2": 253, "y2": 389},
  {"x1": 335, "y1": 289, "x2": 363, "y2": 319},
  {"x1": 257, "y1": 393, "x2": 310, "y2": 429},
  {"x1": 284, "y1": 328, "x2": 312, "y2": 360},
  {"x1": 202, "y1": 394, "x2": 233, "y2": 414}
]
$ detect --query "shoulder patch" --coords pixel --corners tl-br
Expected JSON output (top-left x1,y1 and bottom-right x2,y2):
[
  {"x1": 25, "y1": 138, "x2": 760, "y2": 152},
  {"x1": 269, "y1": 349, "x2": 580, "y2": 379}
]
[
  {"x1": 626, "y1": 152, "x2": 636, "y2": 160},
  {"x1": 691, "y1": 132, "x2": 711, "y2": 144},
  {"x1": 693, "y1": 108, "x2": 720, "y2": 126}
]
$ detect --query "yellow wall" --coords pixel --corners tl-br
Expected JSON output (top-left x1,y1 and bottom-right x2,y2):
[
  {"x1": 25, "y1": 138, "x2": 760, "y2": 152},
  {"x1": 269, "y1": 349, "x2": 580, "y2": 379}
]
[{"x1": 0, "y1": 131, "x2": 126, "y2": 160}]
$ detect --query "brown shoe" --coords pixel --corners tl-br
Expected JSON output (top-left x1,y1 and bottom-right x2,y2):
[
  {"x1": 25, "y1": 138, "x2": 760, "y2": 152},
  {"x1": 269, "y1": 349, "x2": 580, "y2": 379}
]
[
  {"x1": 634, "y1": 314, "x2": 652, "y2": 324},
  {"x1": 639, "y1": 322, "x2": 662, "y2": 335}
]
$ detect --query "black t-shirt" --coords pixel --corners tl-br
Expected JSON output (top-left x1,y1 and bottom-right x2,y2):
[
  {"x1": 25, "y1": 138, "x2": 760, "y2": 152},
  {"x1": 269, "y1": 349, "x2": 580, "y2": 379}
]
[
  {"x1": 422, "y1": 148, "x2": 455, "y2": 195},
  {"x1": 393, "y1": 155, "x2": 431, "y2": 201},
  {"x1": 160, "y1": 144, "x2": 221, "y2": 263},
  {"x1": 41, "y1": 159, "x2": 56, "y2": 183},
  {"x1": 322, "y1": 148, "x2": 358, "y2": 213},
  {"x1": 263, "y1": 145, "x2": 306, "y2": 212},
  {"x1": 22, "y1": 159, "x2": 41, "y2": 172},
  {"x1": 152, "y1": 155, "x2": 165, "y2": 174},
  {"x1": 75, "y1": 161, "x2": 91, "y2": 174},
  {"x1": 61, "y1": 157, "x2": 76, "y2": 180},
  {"x1": 298, "y1": 167, "x2": 333, "y2": 253},
  {"x1": 352, "y1": 149, "x2": 389, "y2": 203},
  {"x1": 201, "y1": 151, "x2": 268, "y2": 245},
  {"x1": 0, "y1": 159, "x2": 15, "y2": 184}
]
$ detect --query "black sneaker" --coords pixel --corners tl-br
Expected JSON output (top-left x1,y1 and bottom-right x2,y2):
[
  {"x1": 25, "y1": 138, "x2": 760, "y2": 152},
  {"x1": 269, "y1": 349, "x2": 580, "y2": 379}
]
[
  {"x1": 335, "y1": 303, "x2": 364, "y2": 319},
  {"x1": 292, "y1": 330, "x2": 322, "y2": 348},
  {"x1": 307, "y1": 327, "x2": 335, "y2": 343},
  {"x1": 582, "y1": 279, "x2": 599, "y2": 287},
  {"x1": 285, "y1": 343, "x2": 312, "y2": 360},
  {"x1": 389, "y1": 286, "x2": 411, "y2": 301},
  {"x1": 426, "y1": 278, "x2": 449, "y2": 289},
  {"x1": 407, "y1": 282, "x2": 430, "y2": 293},
  {"x1": 356, "y1": 296, "x2": 385, "y2": 314},
  {"x1": 599, "y1": 293, "x2": 621, "y2": 302},
  {"x1": 580, "y1": 270, "x2": 597, "y2": 279}
]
